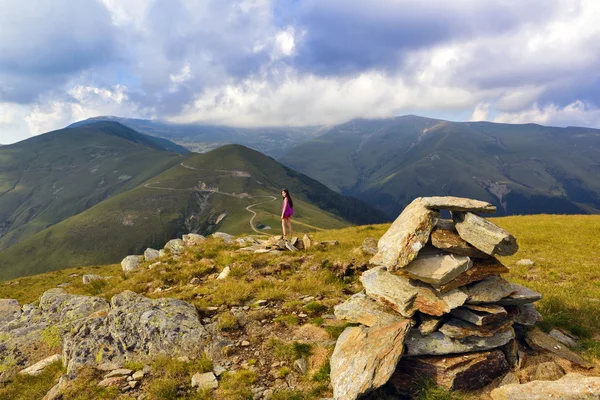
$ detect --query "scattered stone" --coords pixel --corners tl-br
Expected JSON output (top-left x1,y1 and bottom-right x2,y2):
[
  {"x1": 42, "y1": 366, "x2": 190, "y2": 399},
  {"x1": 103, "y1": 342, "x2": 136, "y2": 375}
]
[
  {"x1": 451, "y1": 304, "x2": 508, "y2": 326},
  {"x1": 143, "y1": 248, "x2": 160, "y2": 261},
  {"x1": 401, "y1": 246, "x2": 473, "y2": 285},
  {"x1": 334, "y1": 291, "x2": 405, "y2": 327},
  {"x1": 549, "y1": 328, "x2": 578, "y2": 348},
  {"x1": 320, "y1": 240, "x2": 339, "y2": 246},
  {"x1": 435, "y1": 257, "x2": 509, "y2": 293},
  {"x1": 362, "y1": 237, "x2": 378, "y2": 255},
  {"x1": 241, "y1": 340, "x2": 250, "y2": 347},
  {"x1": 516, "y1": 259, "x2": 535, "y2": 266},
  {"x1": 104, "y1": 369, "x2": 133, "y2": 379},
  {"x1": 191, "y1": 372, "x2": 219, "y2": 390},
  {"x1": 128, "y1": 380, "x2": 139, "y2": 389},
  {"x1": 506, "y1": 304, "x2": 542, "y2": 326},
  {"x1": 463, "y1": 276, "x2": 515, "y2": 304},
  {"x1": 453, "y1": 212, "x2": 518, "y2": 256},
  {"x1": 132, "y1": 370, "x2": 145, "y2": 380},
  {"x1": 525, "y1": 328, "x2": 592, "y2": 369},
  {"x1": 330, "y1": 320, "x2": 412, "y2": 400},
  {"x1": 370, "y1": 198, "x2": 439, "y2": 270},
  {"x1": 490, "y1": 373, "x2": 600, "y2": 400},
  {"x1": 404, "y1": 327, "x2": 515, "y2": 356},
  {"x1": 390, "y1": 349, "x2": 508, "y2": 392},
  {"x1": 496, "y1": 284, "x2": 542, "y2": 306},
  {"x1": 19, "y1": 354, "x2": 62, "y2": 376},
  {"x1": 190, "y1": 277, "x2": 201, "y2": 285},
  {"x1": 439, "y1": 318, "x2": 514, "y2": 339},
  {"x1": 183, "y1": 233, "x2": 206, "y2": 246},
  {"x1": 217, "y1": 266, "x2": 231, "y2": 280},
  {"x1": 521, "y1": 361, "x2": 564, "y2": 382},
  {"x1": 285, "y1": 242, "x2": 298, "y2": 252},
  {"x1": 418, "y1": 315, "x2": 444, "y2": 335},
  {"x1": 213, "y1": 365, "x2": 227, "y2": 376},
  {"x1": 164, "y1": 238, "x2": 185, "y2": 254},
  {"x1": 121, "y1": 255, "x2": 143, "y2": 273},
  {"x1": 430, "y1": 219, "x2": 491, "y2": 258},
  {"x1": 302, "y1": 234, "x2": 315, "y2": 249},
  {"x1": 99, "y1": 376, "x2": 127, "y2": 387},
  {"x1": 294, "y1": 358, "x2": 308, "y2": 374},
  {"x1": 422, "y1": 196, "x2": 497, "y2": 213},
  {"x1": 82, "y1": 274, "x2": 104, "y2": 285}
]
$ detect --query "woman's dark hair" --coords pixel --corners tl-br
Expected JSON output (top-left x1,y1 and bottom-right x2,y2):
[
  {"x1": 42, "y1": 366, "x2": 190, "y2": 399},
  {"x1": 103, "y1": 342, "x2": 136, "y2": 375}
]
[{"x1": 282, "y1": 188, "x2": 294, "y2": 208}]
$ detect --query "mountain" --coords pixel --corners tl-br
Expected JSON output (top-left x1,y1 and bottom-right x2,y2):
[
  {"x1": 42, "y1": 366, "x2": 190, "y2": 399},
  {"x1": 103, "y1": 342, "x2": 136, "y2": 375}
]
[
  {"x1": 281, "y1": 115, "x2": 600, "y2": 217},
  {"x1": 0, "y1": 144, "x2": 387, "y2": 280},
  {"x1": 0, "y1": 122, "x2": 186, "y2": 250},
  {"x1": 70, "y1": 116, "x2": 326, "y2": 157}
]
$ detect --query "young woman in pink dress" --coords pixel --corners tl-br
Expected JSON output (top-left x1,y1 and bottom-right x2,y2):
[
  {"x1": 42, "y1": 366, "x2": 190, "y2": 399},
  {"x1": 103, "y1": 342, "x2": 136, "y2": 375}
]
[{"x1": 281, "y1": 188, "x2": 294, "y2": 238}]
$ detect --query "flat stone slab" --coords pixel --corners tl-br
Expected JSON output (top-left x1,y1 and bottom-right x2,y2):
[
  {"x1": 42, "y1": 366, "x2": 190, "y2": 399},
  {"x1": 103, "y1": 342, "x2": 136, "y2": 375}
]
[
  {"x1": 463, "y1": 276, "x2": 515, "y2": 304},
  {"x1": 370, "y1": 198, "x2": 439, "y2": 270},
  {"x1": 401, "y1": 246, "x2": 472, "y2": 286},
  {"x1": 453, "y1": 212, "x2": 518, "y2": 256},
  {"x1": 330, "y1": 320, "x2": 412, "y2": 400},
  {"x1": 431, "y1": 220, "x2": 491, "y2": 258},
  {"x1": 506, "y1": 304, "x2": 542, "y2": 326},
  {"x1": 418, "y1": 315, "x2": 444, "y2": 335},
  {"x1": 191, "y1": 371, "x2": 218, "y2": 390},
  {"x1": 405, "y1": 327, "x2": 515, "y2": 356},
  {"x1": 19, "y1": 354, "x2": 62, "y2": 376},
  {"x1": 434, "y1": 257, "x2": 509, "y2": 293},
  {"x1": 525, "y1": 328, "x2": 592, "y2": 369},
  {"x1": 451, "y1": 304, "x2": 508, "y2": 326},
  {"x1": 421, "y1": 196, "x2": 497, "y2": 213},
  {"x1": 549, "y1": 328, "x2": 577, "y2": 348},
  {"x1": 334, "y1": 292, "x2": 405, "y2": 327},
  {"x1": 439, "y1": 318, "x2": 513, "y2": 339},
  {"x1": 496, "y1": 284, "x2": 542, "y2": 306},
  {"x1": 390, "y1": 349, "x2": 508, "y2": 392},
  {"x1": 361, "y1": 267, "x2": 467, "y2": 318},
  {"x1": 490, "y1": 373, "x2": 600, "y2": 400}
]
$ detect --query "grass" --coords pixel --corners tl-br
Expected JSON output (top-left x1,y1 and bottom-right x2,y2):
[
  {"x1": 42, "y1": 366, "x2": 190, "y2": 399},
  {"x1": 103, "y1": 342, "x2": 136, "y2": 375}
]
[{"x1": 0, "y1": 361, "x2": 64, "y2": 400}]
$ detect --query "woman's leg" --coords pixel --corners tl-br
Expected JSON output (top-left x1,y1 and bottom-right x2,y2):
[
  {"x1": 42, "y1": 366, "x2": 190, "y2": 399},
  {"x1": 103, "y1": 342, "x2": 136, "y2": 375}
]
[
  {"x1": 287, "y1": 218, "x2": 293, "y2": 237},
  {"x1": 282, "y1": 218, "x2": 287, "y2": 237}
]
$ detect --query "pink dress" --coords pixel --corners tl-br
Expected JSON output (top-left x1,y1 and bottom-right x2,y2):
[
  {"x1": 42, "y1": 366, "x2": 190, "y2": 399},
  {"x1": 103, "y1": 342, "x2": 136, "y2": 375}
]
[{"x1": 282, "y1": 198, "x2": 294, "y2": 218}]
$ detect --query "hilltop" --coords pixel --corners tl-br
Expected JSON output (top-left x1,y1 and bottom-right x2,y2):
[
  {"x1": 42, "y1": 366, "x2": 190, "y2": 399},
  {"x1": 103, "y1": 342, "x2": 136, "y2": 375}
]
[
  {"x1": 0, "y1": 144, "x2": 386, "y2": 280},
  {"x1": 0, "y1": 214, "x2": 599, "y2": 399},
  {"x1": 0, "y1": 122, "x2": 185, "y2": 250},
  {"x1": 281, "y1": 115, "x2": 600, "y2": 217}
]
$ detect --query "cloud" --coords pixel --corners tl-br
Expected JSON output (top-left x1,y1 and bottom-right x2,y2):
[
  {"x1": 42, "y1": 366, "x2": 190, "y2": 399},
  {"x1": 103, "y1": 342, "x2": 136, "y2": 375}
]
[
  {"x1": 494, "y1": 101, "x2": 600, "y2": 127},
  {"x1": 471, "y1": 103, "x2": 490, "y2": 121}
]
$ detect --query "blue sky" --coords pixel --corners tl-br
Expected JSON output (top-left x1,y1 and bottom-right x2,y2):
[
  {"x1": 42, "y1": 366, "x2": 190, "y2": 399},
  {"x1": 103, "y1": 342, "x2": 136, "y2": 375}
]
[{"x1": 1, "y1": 0, "x2": 600, "y2": 144}]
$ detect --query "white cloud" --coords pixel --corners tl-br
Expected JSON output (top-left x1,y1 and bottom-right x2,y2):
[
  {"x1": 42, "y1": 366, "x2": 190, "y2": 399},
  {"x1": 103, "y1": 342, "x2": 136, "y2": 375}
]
[
  {"x1": 494, "y1": 101, "x2": 600, "y2": 127},
  {"x1": 471, "y1": 103, "x2": 490, "y2": 121}
]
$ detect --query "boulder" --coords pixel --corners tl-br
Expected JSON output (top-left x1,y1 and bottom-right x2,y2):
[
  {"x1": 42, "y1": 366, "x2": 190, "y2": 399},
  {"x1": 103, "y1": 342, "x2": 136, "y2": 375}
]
[
  {"x1": 82, "y1": 274, "x2": 104, "y2": 285},
  {"x1": 370, "y1": 198, "x2": 439, "y2": 270},
  {"x1": 19, "y1": 354, "x2": 62, "y2": 376},
  {"x1": 430, "y1": 220, "x2": 490, "y2": 258},
  {"x1": 39, "y1": 289, "x2": 110, "y2": 326},
  {"x1": 439, "y1": 318, "x2": 514, "y2": 339},
  {"x1": 302, "y1": 234, "x2": 315, "y2": 249},
  {"x1": 330, "y1": 320, "x2": 412, "y2": 400},
  {"x1": 164, "y1": 238, "x2": 185, "y2": 254},
  {"x1": 0, "y1": 299, "x2": 21, "y2": 324},
  {"x1": 121, "y1": 255, "x2": 142, "y2": 273},
  {"x1": 490, "y1": 373, "x2": 600, "y2": 400},
  {"x1": 360, "y1": 267, "x2": 467, "y2": 318},
  {"x1": 453, "y1": 212, "x2": 518, "y2": 256},
  {"x1": 143, "y1": 248, "x2": 160, "y2": 261},
  {"x1": 451, "y1": 304, "x2": 507, "y2": 326},
  {"x1": 191, "y1": 372, "x2": 219, "y2": 390},
  {"x1": 361, "y1": 237, "x2": 378, "y2": 255},
  {"x1": 421, "y1": 196, "x2": 497, "y2": 213},
  {"x1": 463, "y1": 276, "x2": 515, "y2": 304},
  {"x1": 334, "y1": 292, "x2": 405, "y2": 327},
  {"x1": 183, "y1": 233, "x2": 206, "y2": 246},
  {"x1": 506, "y1": 304, "x2": 542, "y2": 326},
  {"x1": 525, "y1": 328, "x2": 592, "y2": 369},
  {"x1": 434, "y1": 257, "x2": 509, "y2": 293},
  {"x1": 212, "y1": 232, "x2": 234, "y2": 243},
  {"x1": 496, "y1": 284, "x2": 542, "y2": 306},
  {"x1": 217, "y1": 266, "x2": 231, "y2": 280},
  {"x1": 401, "y1": 246, "x2": 472, "y2": 285},
  {"x1": 390, "y1": 349, "x2": 508, "y2": 392},
  {"x1": 404, "y1": 327, "x2": 515, "y2": 356}
]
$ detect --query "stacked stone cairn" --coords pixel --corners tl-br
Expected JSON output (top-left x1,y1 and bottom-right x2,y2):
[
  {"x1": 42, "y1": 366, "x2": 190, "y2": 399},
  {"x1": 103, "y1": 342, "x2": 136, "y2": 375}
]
[{"x1": 330, "y1": 196, "x2": 548, "y2": 399}]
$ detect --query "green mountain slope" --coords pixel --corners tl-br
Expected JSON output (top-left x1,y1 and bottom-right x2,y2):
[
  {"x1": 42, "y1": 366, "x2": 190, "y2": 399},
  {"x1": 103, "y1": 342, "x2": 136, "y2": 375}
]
[
  {"x1": 0, "y1": 145, "x2": 387, "y2": 280},
  {"x1": 281, "y1": 115, "x2": 600, "y2": 217},
  {"x1": 70, "y1": 116, "x2": 325, "y2": 157},
  {"x1": 0, "y1": 122, "x2": 186, "y2": 249}
]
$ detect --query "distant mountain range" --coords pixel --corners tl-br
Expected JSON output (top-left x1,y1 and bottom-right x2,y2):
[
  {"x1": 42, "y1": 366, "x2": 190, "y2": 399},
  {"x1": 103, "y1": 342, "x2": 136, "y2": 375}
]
[
  {"x1": 0, "y1": 122, "x2": 385, "y2": 279},
  {"x1": 281, "y1": 115, "x2": 600, "y2": 217}
]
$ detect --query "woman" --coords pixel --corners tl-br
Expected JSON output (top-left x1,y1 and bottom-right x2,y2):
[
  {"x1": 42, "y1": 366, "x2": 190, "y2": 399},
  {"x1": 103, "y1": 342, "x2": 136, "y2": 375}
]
[{"x1": 281, "y1": 188, "x2": 294, "y2": 238}]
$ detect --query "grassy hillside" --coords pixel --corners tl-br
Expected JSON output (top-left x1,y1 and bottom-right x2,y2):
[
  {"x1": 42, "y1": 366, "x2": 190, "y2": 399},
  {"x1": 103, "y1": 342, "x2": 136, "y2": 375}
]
[
  {"x1": 0, "y1": 215, "x2": 598, "y2": 400},
  {"x1": 0, "y1": 122, "x2": 185, "y2": 250},
  {"x1": 0, "y1": 145, "x2": 386, "y2": 280},
  {"x1": 281, "y1": 116, "x2": 600, "y2": 217}
]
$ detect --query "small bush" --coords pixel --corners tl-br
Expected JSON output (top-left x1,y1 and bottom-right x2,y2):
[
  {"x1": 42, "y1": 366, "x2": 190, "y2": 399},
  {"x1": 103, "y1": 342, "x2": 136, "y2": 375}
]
[
  {"x1": 303, "y1": 301, "x2": 327, "y2": 314},
  {"x1": 0, "y1": 360, "x2": 64, "y2": 400},
  {"x1": 217, "y1": 312, "x2": 238, "y2": 331},
  {"x1": 266, "y1": 339, "x2": 312, "y2": 362},
  {"x1": 312, "y1": 362, "x2": 330, "y2": 382},
  {"x1": 274, "y1": 314, "x2": 299, "y2": 326}
]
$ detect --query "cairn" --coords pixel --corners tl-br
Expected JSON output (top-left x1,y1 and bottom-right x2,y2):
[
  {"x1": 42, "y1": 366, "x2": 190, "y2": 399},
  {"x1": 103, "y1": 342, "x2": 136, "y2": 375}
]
[{"x1": 330, "y1": 196, "x2": 551, "y2": 399}]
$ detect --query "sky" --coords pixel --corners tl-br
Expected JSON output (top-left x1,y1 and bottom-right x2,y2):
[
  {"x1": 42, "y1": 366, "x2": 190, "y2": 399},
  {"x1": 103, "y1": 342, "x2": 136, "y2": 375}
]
[{"x1": 1, "y1": 0, "x2": 600, "y2": 144}]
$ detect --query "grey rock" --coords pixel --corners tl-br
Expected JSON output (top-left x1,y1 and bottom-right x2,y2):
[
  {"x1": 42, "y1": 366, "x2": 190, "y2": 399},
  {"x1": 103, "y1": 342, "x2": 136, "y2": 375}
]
[
  {"x1": 463, "y1": 276, "x2": 515, "y2": 304},
  {"x1": 430, "y1": 219, "x2": 491, "y2": 258},
  {"x1": 330, "y1": 320, "x2": 412, "y2": 400},
  {"x1": 82, "y1": 274, "x2": 104, "y2": 285},
  {"x1": 370, "y1": 198, "x2": 439, "y2": 270},
  {"x1": 19, "y1": 354, "x2": 62, "y2": 376},
  {"x1": 421, "y1": 196, "x2": 497, "y2": 213},
  {"x1": 183, "y1": 233, "x2": 206, "y2": 246},
  {"x1": 285, "y1": 242, "x2": 298, "y2": 252},
  {"x1": 104, "y1": 369, "x2": 133, "y2": 378},
  {"x1": 516, "y1": 259, "x2": 535, "y2": 266},
  {"x1": 439, "y1": 318, "x2": 514, "y2": 339},
  {"x1": 121, "y1": 255, "x2": 143, "y2": 273},
  {"x1": 549, "y1": 329, "x2": 578, "y2": 348},
  {"x1": 453, "y1": 212, "x2": 518, "y2": 256},
  {"x1": 361, "y1": 237, "x2": 378, "y2": 255},
  {"x1": 334, "y1": 291, "x2": 405, "y2": 327},
  {"x1": 191, "y1": 372, "x2": 218, "y2": 390},
  {"x1": 212, "y1": 232, "x2": 234, "y2": 243},
  {"x1": 294, "y1": 358, "x2": 308, "y2": 374},
  {"x1": 497, "y1": 284, "x2": 542, "y2": 306},
  {"x1": 164, "y1": 238, "x2": 185, "y2": 254},
  {"x1": 451, "y1": 304, "x2": 507, "y2": 326},
  {"x1": 490, "y1": 373, "x2": 600, "y2": 400},
  {"x1": 402, "y1": 246, "x2": 472, "y2": 285},
  {"x1": 507, "y1": 303, "x2": 542, "y2": 326},
  {"x1": 405, "y1": 327, "x2": 515, "y2": 356},
  {"x1": 525, "y1": 328, "x2": 592, "y2": 368},
  {"x1": 143, "y1": 248, "x2": 160, "y2": 261},
  {"x1": 217, "y1": 266, "x2": 231, "y2": 280},
  {"x1": 302, "y1": 234, "x2": 315, "y2": 249},
  {"x1": 132, "y1": 370, "x2": 145, "y2": 380}
]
